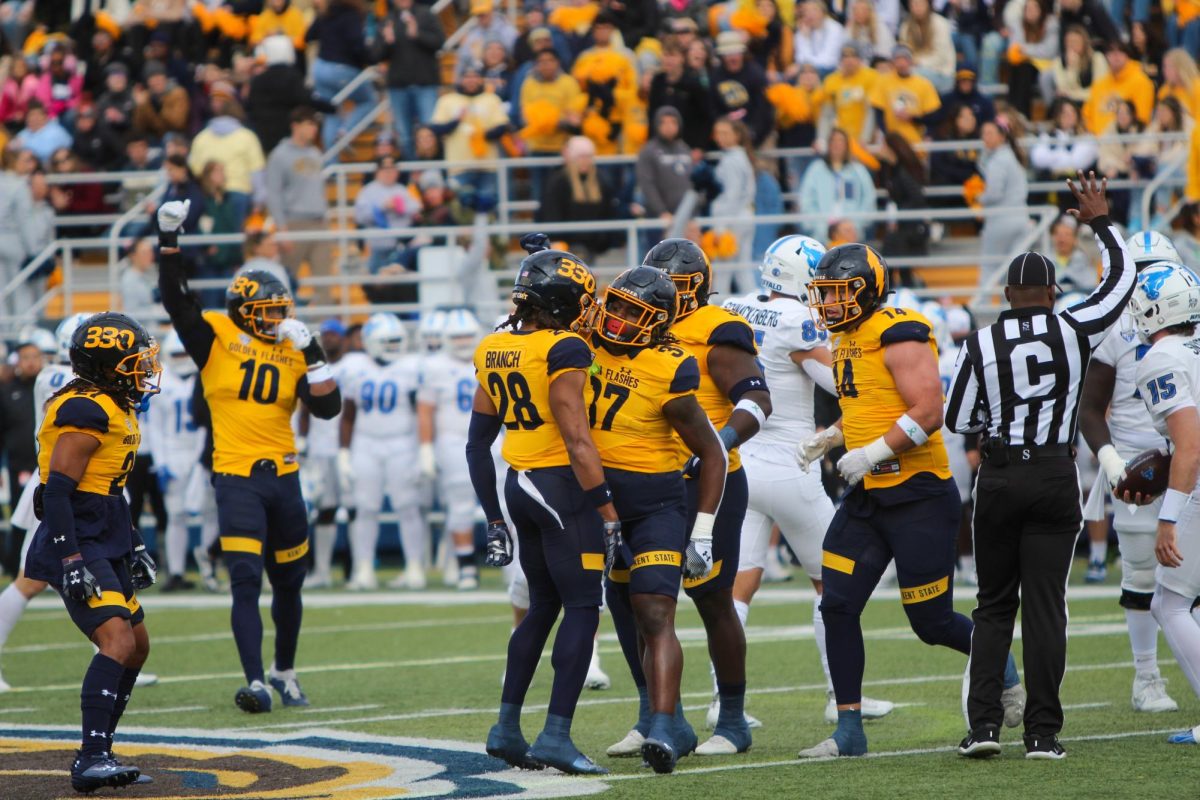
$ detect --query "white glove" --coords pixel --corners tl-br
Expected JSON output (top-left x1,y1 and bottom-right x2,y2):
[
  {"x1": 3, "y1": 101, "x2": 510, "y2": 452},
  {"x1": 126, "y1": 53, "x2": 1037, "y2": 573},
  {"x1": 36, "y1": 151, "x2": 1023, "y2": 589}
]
[
  {"x1": 1097, "y1": 444, "x2": 1127, "y2": 490},
  {"x1": 797, "y1": 427, "x2": 844, "y2": 472},
  {"x1": 419, "y1": 442, "x2": 436, "y2": 478},
  {"x1": 276, "y1": 318, "x2": 313, "y2": 350},
  {"x1": 683, "y1": 512, "x2": 716, "y2": 580},
  {"x1": 837, "y1": 437, "x2": 895, "y2": 487},
  {"x1": 295, "y1": 435, "x2": 308, "y2": 460},
  {"x1": 157, "y1": 199, "x2": 190, "y2": 232},
  {"x1": 336, "y1": 447, "x2": 354, "y2": 498}
]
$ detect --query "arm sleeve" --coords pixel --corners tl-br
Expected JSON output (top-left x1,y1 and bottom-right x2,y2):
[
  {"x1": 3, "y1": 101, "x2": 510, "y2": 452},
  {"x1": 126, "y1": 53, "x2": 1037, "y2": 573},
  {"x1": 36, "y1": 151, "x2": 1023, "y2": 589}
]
[
  {"x1": 1062, "y1": 216, "x2": 1135, "y2": 346},
  {"x1": 546, "y1": 336, "x2": 593, "y2": 377},
  {"x1": 297, "y1": 375, "x2": 342, "y2": 420},
  {"x1": 43, "y1": 471, "x2": 81, "y2": 561},
  {"x1": 801, "y1": 357, "x2": 836, "y2": 395},
  {"x1": 944, "y1": 338, "x2": 986, "y2": 434},
  {"x1": 157, "y1": 249, "x2": 214, "y2": 368},
  {"x1": 465, "y1": 410, "x2": 504, "y2": 522},
  {"x1": 708, "y1": 319, "x2": 757, "y2": 354}
]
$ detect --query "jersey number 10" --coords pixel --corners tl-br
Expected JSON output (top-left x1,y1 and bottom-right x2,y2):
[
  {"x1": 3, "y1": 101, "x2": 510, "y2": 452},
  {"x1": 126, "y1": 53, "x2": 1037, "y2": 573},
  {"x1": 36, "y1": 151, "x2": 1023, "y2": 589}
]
[{"x1": 238, "y1": 359, "x2": 281, "y2": 405}]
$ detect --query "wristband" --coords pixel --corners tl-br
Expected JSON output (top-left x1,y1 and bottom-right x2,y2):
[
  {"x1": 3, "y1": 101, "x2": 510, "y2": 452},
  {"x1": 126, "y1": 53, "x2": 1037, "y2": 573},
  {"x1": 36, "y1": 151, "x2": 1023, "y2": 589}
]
[
  {"x1": 728, "y1": 375, "x2": 768, "y2": 403},
  {"x1": 585, "y1": 482, "x2": 614, "y2": 508},
  {"x1": 157, "y1": 228, "x2": 179, "y2": 249},
  {"x1": 1159, "y1": 488, "x2": 1190, "y2": 523},
  {"x1": 307, "y1": 363, "x2": 333, "y2": 383},
  {"x1": 864, "y1": 436, "x2": 895, "y2": 466},
  {"x1": 717, "y1": 425, "x2": 739, "y2": 451},
  {"x1": 896, "y1": 413, "x2": 929, "y2": 447},
  {"x1": 734, "y1": 398, "x2": 768, "y2": 430},
  {"x1": 691, "y1": 511, "x2": 716, "y2": 541}
]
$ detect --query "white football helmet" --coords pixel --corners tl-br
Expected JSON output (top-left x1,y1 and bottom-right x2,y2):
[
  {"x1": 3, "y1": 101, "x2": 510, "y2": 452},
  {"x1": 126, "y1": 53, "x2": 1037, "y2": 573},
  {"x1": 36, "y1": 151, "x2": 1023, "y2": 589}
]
[
  {"x1": 1054, "y1": 291, "x2": 1089, "y2": 314},
  {"x1": 55, "y1": 313, "x2": 91, "y2": 364},
  {"x1": 887, "y1": 287, "x2": 922, "y2": 312},
  {"x1": 1128, "y1": 261, "x2": 1200, "y2": 342},
  {"x1": 920, "y1": 300, "x2": 952, "y2": 353},
  {"x1": 441, "y1": 307, "x2": 482, "y2": 362},
  {"x1": 761, "y1": 235, "x2": 827, "y2": 298},
  {"x1": 419, "y1": 309, "x2": 448, "y2": 353},
  {"x1": 1125, "y1": 230, "x2": 1181, "y2": 268},
  {"x1": 162, "y1": 329, "x2": 196, "y2": 377},
  {"x1": 363, "y1": 312, "x2": 408, "y2": 363},
  {"x1": 19, "y1": 325, "x2": 57, "y2": 358}
]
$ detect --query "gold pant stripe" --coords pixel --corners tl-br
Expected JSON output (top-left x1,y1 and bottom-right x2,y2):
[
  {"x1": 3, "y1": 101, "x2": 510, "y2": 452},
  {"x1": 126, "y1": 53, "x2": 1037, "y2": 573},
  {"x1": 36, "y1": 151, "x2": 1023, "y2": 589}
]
[
  {"x1": 607, "y1": 568, "x2": 631, "y2": 584},
  {"x1": 631, "y1": 550, "x2": 683, "y2": 570},
  {"x1": 822, "y1": 550, "x2": 855, "y2": 575},
  {"x1": 275, "y1": 539, "x2": 310, "y2": 564},
  {"x1": 900, "y1": 576, "x2": 950, "y2": 605},
  {"x1": 580, "y1": 553, "x2": 605, "y2": 571},
  {"x1": 682, "y1": 558, "x2": 723, "y2": 589},
  {"x1": 86, "y1": 590, "x2": 136, "y2": 611},
  {"x1": 221, "y1": 536, "x2": 264, "y2": 555}
]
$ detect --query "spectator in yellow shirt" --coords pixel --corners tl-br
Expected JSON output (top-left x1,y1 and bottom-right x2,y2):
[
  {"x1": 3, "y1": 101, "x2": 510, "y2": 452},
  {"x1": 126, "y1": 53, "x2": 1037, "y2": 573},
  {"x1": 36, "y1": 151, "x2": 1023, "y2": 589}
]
[
  {"x1": 571, "y1": 11, "x2": 638, "y2": 156},
  {"x1": 428, "y1": 62, "x2": 510, "y2": 200},
  {"x1": 1082, "y1": 41, "x2": 1154, "y2": 135},
  {"x1": 249, "y1": 0, "x2": 310, "y2": 56},
  {"x1": 519, "y1": 49, "x2": 585, "y2": 157},
  {"x1": 869, "y1": 45, "x2": 941, "y2": 145},
  {"x1": 820, "y1": 42, "x2": 877, "y2": 145}
]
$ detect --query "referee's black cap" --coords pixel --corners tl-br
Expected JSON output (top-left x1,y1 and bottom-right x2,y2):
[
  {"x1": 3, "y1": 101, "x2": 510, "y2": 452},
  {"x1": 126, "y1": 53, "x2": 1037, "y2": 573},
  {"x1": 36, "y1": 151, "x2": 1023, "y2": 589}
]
[{"x1": 1006, "y1": 252, "x2": 1058, "y2": 287}]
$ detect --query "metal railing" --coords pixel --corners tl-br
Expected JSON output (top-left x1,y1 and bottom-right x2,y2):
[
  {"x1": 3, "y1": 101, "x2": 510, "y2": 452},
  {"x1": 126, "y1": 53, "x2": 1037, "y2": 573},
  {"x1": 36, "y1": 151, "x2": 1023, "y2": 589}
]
[{"x1": 1140, "y1": 149, "x2": 1190, "y2": 229}]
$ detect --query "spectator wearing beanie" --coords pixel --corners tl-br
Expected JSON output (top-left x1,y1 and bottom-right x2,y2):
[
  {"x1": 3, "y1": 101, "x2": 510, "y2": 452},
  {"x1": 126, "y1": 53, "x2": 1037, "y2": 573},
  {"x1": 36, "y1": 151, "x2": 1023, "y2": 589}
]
[
  {"x1": 635, "y1": 106, "x2": 692, "y2": 250},
  {"x1": 95, "y1": 62, "x2": 136, "y2": 148},
  {"x1": 374, "y1": 0, "x2": 445, "y2": 161},
  {"x1": 709, "y1": 31, "x2": 773, "y2": 146},
  {"x1": 132, "y1": 60, "x2": 190, "y2": 139},
  {"x1": 71, "y1": 104, "x2": 121, "y2": 171},
  {"x1": 247, "y1": 35, "x2": 336, "y2": 154}
]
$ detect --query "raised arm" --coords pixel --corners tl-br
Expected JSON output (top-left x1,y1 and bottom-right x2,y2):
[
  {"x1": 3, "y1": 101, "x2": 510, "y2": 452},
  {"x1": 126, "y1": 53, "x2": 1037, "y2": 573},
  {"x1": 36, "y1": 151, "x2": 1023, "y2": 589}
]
[
  {"x1": 156, "y1": 201, "x2": 214, "y2": 368},
  {"x1": 1062, "y1": 171, "x2": 1135, "y2": 345}
]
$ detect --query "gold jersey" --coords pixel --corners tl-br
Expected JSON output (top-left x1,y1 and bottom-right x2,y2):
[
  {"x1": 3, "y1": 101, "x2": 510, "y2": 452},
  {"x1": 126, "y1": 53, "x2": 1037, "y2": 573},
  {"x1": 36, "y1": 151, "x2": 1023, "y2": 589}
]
[
  {"x1": 589, "y1": 341, "x2": 700, "y2": 473},
  {"x1": 200, "y1": 311, "x2": 309, "y2": 477},
  {"x1": 39, "y1": 389, "x2": 139, "y2": 496},
  {"x1": 830, "y1": 306, "x2": 951, "y2": 490},
  {"x1": 670, "y1": 304, "x2": 758, "y2": 472},
  {"x1": 474, "y1": 329, "x2": 593, "y2": 471}
]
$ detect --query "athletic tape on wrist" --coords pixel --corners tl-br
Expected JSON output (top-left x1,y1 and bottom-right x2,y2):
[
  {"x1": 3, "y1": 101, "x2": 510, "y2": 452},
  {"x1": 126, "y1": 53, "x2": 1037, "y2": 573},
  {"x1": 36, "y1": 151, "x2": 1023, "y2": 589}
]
[{"x1": 691, "y1": 512, "x2": 715, "y2": 541}]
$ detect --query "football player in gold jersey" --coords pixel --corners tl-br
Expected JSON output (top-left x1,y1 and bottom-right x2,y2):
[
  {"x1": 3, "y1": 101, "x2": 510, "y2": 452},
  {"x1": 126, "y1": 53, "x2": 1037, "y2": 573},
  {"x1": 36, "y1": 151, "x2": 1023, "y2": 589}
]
[
  {"x1": 587, "y1": 266, "x2": 727, "y2": 773},
  {"x1": 155, "y1": 200, "x2": 342, "y2": 714},
  {"x1": 23, "y1": 312, "x2": 161, "y2": 792},
  {"x1": 644, "y1": 239, "x2": 773, "y2": 757},
  {"x1": 468, "y1": 237, "x2": 616, "y2": 775},
  {"x1": 795, "y1": 244, "x2": 1022, "y2": 757}
]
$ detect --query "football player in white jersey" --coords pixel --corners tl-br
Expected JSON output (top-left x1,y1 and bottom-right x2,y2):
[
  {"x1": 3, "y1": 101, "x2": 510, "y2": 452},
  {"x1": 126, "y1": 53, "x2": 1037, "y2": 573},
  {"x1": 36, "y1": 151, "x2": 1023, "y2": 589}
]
[
  {"x1": 1079, "y1": 233, "x2": 1186, "y2": 714},
  {"x1": 1125, "y1": 261, "x2": 1200, "y2": 743},
  {"x1": 417, "y1": 308, "x2": 484, "y2": 590},
  {"x1": 341, "y1": 313, "x2": 426, "y2": 590},
  {"x1": 719, "y1": 235, "x2": 894, "y2": 732}
]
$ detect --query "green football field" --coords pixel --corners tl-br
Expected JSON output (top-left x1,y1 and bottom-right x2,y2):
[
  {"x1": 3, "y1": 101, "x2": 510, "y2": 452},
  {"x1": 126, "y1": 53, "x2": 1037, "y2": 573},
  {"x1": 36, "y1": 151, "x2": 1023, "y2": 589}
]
[{"x1": 0, "y1": 562, "x2": 1197, "y2": 800}]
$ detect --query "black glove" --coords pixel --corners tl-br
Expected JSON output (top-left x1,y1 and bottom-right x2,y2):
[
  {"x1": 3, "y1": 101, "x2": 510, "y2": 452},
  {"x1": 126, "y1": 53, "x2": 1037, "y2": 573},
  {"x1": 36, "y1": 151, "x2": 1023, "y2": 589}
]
[
  {"x1": 62, "y1": 558, "x2": 103, "y2": 602},
  {"x1": 682, "y1": 455, "x2": 701, "y2": 479},
  {"x1": 130, "y1": 544, "x2": 157, "y2": 591},
  {"x1": 484, "y1": 520, "x2": 514, "y2": 567},
  {"x1": 602, "y1": 520, "x2": 622, "y2": 580},
  {"x1": 520, "y1": 233, "x2": 551, "y2": 254}
]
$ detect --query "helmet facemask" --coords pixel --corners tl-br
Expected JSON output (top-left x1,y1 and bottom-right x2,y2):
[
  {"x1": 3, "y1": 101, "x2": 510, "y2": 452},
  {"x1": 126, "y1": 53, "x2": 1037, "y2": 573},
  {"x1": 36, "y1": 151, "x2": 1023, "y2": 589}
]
[
  {"x1": 238, "y1": 296, "x2": 294, "y2": 341},
  {"x1": 595, "y1": 290, "x2": 671, "y2": 347},
  {"x1": 114, "y1": 341, "x2": 163, "y2": 398},
  {"x1": 808, "y1": 276, "x2": 870, "y2": 332}
]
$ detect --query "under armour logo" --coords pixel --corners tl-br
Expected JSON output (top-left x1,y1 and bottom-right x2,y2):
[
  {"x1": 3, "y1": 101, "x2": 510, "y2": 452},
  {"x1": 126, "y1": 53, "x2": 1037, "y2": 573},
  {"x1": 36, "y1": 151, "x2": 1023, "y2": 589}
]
[
  {"x1": 53, "y1": 535, "x2": 65, "y2": 544},
  {"x1": 88, "y1": 730, "x2": 106, "y2": 738},
  {"x1": 69, "y1": 572, "x2": 81, "y2": 584},
  {"x1": 100, "y1": 689, "x2": 116, "y2": 698}
]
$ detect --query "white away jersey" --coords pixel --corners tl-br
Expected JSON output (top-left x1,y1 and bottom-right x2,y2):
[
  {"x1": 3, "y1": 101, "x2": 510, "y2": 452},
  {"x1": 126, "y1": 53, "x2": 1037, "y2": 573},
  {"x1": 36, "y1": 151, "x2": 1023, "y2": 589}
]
[
  {"x1": 1095, "y1": 312, "x2": 1169, "y2": 456},
  {"x1": 344, "y1": 356, "x2": 421, "y2": 442},
  {"x1": 33, "y1": 363, "x2": 72, "y2": 431},
  {"x1": 417, "y1": 352, "x2": 475, "y2": 453},
  {"x1": 304, "y1": 351, "x2": 373, "y2": 457},
  {"x1": 723, "y1": 294, "x2": 828, "y2": 451},
  {"x1": 1136, "y1": 333, "x2": 1200, "y2": 440},
  {"x1": 149, "y1": 367, "x2": 204, "y2": 471}
]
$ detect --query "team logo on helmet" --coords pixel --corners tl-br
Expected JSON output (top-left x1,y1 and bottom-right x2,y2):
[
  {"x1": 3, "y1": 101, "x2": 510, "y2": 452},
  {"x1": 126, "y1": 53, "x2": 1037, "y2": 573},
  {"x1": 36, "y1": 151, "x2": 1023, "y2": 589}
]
[{"x1": 227, "y1": 270, "x2": 294, "y2": 341}]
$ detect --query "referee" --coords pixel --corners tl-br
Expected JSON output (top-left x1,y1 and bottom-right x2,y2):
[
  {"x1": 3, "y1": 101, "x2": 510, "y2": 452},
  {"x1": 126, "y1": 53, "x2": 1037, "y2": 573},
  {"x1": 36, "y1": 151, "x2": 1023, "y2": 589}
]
[{"x1": 944, "y1": 173, "x2": 1133, "y2": 760}]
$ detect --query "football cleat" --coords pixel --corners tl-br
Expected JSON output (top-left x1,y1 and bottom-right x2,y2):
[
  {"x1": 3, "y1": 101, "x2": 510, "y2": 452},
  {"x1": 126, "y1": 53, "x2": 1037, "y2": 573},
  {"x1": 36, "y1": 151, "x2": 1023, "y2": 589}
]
[
  {"x1": 109, "y1": 751, "x2": 153, "y2": 784},
  {"x1": 1132, "y1": 672, "x2": 1178, "y2": 712},
  {"x1": 526, "y1": 732, "x2": 608, "y2": 775},
  {"x1": 1024, "y1": 734, "x2": 1066, "y2": 760},
  {"x1": 584, "y1": 650, "x2": 610, "y2": 690},
  {"x1": 71, "y1": 750, "x2": 141, "y2": 793},
  {"x1": 485, "y1": 724, "x2": 544, "y2": 770},
  {"x1": 346, "y1": 569, "x2": 379, "y2": 592},
  {"x1": 268, "y1": 667, "x2": 310, "y2": 707},
  {"x1": 1084, "y1": 559, "x2": 1107, "y2": 583},
  {"x1": 824, "y1": 692, "x2": 894, "y2": 724},
  {"x1": 694, "y1": 733, "x2": 750, "y2": 756},
  {"x1": 705, "y1": 692, "x2": 762, "y2": 729},
  {"x1": 135, "y1": 672, "x2": 158, "y2": 688},
  {"x1": 798, "y1": 737, "x2": 857, "y2": 758},
  {"x1": 388, "y1": 564, "x2": 427, "y2": 591},
  {"x1": 1167, "y1": 725, "x2": 1199, "y2": 744},
  {"x1": 606, "y1": 729, "x2": 645, "y2": 757},
  {"x1": 957, "y1": 725, "x2": 1002, "y2": 758},
  {"x1": 303, "y1": 573, "x2": 331, "y2": 590},
  {"x1": 235, "y1": 680, "x2": 273, "y2": 713},
  {"x1": 1001, "y1": 683, "x2": 1026, "y2": 728},
  {"x1": 640, "y1": 736, "x2": 678, "y2": 774}
]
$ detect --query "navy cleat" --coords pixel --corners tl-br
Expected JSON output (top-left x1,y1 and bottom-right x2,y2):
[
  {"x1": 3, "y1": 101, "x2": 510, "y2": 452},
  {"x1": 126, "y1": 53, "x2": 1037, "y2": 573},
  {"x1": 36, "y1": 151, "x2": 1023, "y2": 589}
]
[
  {"x1": 235, "y1": 680, "x2": 273, "y2": 713},
  {"x1": 71, "y1": 750, "x2": 140, "y2": 793},
  {"x1": 486, "y1": 724, "x2": 544, "y2": 770},
  {"x1": 641, "y1": 714, "x2": 678, "y2": 774},
  {"x1": 527, "y1": 732, "x2": 609, "y2": 775},
  {"x1": 675, "y1": 714, "x2": 699, "y2": 757},
  {"x1": 268, "y1": 667, "x2": 310, "y2": 707}
]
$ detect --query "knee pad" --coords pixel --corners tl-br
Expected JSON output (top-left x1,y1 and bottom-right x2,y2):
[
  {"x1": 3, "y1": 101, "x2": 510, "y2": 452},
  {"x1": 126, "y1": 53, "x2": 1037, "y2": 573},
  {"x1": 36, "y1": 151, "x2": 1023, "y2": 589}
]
[
  {"x1": 227, "y1": 553, "x2": 264, "y2": 591},
  {"x1": 268, "y1": 556, "x2": 307, "y2": 594},
  {"x1": 1120, "y1": 588, "x2": 1154, "y2": 612},
  {"x1": 315, "y1": 508, "x2": 337, "y2": 526},
  {"x1": 905, "y1": 599, "x2": 957, "y2": 646}
]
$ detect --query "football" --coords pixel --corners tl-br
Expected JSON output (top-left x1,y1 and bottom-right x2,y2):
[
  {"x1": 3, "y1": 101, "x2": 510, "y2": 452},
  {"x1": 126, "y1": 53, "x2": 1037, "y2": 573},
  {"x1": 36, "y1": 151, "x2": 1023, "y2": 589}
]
[{"x1": 1115, "y1": 448, "x2": 1173, "y2": 500}]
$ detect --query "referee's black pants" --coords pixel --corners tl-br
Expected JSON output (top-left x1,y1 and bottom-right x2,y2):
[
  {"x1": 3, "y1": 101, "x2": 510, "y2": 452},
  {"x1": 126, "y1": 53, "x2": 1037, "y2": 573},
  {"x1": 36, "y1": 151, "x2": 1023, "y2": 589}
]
[{"x1": 967, "y1": 452, "x2": 1081, "y2": 736}]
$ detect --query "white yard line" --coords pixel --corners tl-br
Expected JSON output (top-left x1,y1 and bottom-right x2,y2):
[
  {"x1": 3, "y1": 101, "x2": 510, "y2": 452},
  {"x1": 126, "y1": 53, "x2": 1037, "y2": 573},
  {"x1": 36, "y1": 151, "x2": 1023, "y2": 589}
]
[
  {"x1": 1061, "y1": 702, "x2": 1114, "y2": 711},
  {"x1": 122, "y1": 705, "x2": 208, "y2": 716},
  {"x1": 297, "y1": 704, "x2": 383, "y2": 714}
]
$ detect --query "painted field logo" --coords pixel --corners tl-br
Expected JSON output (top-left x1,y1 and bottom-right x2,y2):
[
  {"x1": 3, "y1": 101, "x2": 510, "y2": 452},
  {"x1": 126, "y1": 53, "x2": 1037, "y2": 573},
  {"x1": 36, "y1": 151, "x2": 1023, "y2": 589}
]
[{"x1": 0, "y1": 725, "x2": 608, "y2": 799}]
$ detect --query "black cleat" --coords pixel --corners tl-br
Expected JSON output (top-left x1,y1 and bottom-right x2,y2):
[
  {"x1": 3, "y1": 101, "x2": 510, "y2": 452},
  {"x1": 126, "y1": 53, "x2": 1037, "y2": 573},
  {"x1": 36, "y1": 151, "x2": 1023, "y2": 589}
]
[
  {"x1": 71, "y1": 750, "x2": 140, "y2": 793},
  {"x1": 235, "y1": 680, "x2": 273, "y2": 713},
  {"x1": 160, "y1": 574, "x2": 195, "y2": 593},
  {"x1": 109, "y1": 751, "x2": 153, "y2": 784},
  {"x1": 641, "y1": 737, "x2": 678, "y2": 774},
  {"x1": 1024, "y1": 733, "x2": 1066, "y2": 760},
  {"x1": 958, "y1": 725, "x2": 1002, "y2": 758}
]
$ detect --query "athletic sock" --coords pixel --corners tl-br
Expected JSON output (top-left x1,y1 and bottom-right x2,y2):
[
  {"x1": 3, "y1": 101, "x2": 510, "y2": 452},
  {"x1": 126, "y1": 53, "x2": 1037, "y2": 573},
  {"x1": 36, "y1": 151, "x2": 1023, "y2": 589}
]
[
  {"x1": 0, "y1": 583, "x2": 30, "y2": 650},
  {"x1": 80, "y1": 654, "x2": 124, "y2": 757},
  {"x1": 1127, "y1": 608, "x2": 1160, "y2": 674},
  {"x1": 228, "y1": 555, "x2": 265, "y2": 684},
  {"x1": 1003, "y1": 652, "x2": 1020, "y2": 689},
  {"x1": 312, "y1": 522, "x2": 336, "y2": 581},
  {"x1": 813, "y1": 596, "x2": 832, "y2": 692},
  {"x1": 501, "y1": 603, "x2": 558, "y2": 708},
  {"x1": 716, "y1": 681, "x2": 746, "y2": 731},
  {"x1": 547, "y1": 606, "x2": 599, "y2": 719},
  {"x1": 831, "y1": 708, "x2": 866, "y2": 754},
  {"x1": 1090, "y1": 539, "x2": 1108, "y2": 564},
  {"x1": 821, "y1": 605, "x2": 865, "y2": 705},
  {"x1": 106, "y1": 668, "x2": 139, "y2": 740},
  {"x1": 397, "y1": 508, "x2": 427, "y2": 572},
  {"x1": 636, "y1": 685, "x2": 651, "y2": 736},
  {"x1": 455, "y1": 546, "x2": 476, "y2": 572},
  {"x1": 605, "y1": 582, "x2": 647, "y2": 688}
]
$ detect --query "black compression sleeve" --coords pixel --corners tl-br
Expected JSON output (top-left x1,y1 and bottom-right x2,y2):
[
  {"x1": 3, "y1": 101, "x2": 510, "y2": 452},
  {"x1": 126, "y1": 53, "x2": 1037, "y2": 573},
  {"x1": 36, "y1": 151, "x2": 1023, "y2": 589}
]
[
  {"x1": 297, "y1": 376, "x2": 342, "y2": 420},
  {"x1": 157, "y1": 250, "x2": 214, "y2": 368},
  {"x1": 466, "y1": 411, "x2": 504, "y2": 523}
]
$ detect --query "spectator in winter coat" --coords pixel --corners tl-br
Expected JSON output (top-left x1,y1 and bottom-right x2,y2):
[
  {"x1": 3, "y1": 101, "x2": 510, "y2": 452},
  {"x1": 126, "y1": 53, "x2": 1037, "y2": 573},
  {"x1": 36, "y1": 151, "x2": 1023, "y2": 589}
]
[
  {"x1": 70, "y1": 103, "x2": 121, "y2": 170},
  {"x1": 131, "y1": 60, "x2": 189, "y2": 139},
  {"x1": 935, "y1": 67, "x2": 994, "y2": 128},
  {"x1": 187, "y1": 96, "x2": 266, "y2": 223},
  {"x1": 710, "y1": 32, "x2": 774, "y2": 146},
  {"x1": 0, "y1": 56, "x2": 38, "y2": 127},
  {"x1": 976, "y1": 118, "x2": 1030, "y2": 280},
  {"x1": 929, "y1": 103, "x2": 981, "y2": 191},
  {"x1": 246, "y1": 35, "x2": 335, "y2": 155},
  {"x1": 429, "y1": 63, "x2": 510, "y2": 198},
  {"x1": 648, "y1": 42, "x2": 715, "y2": 151},
  {"x1": 95, "y1": 63, "x2": 136, "y2": 148},
  {"x1": 537, "y1": 135, "x2": 620, "y2": 259},
  {"x1": 354, "y1": 155, "x2": 420, "y2": 272},
  {"x1": 14, "y1": 102, "x2": 71, "y2": 165},
  {"x1": 636, "y1": 106, "x2": 693, "y2": 246},
  {"x1": 374, "y1": 0, "x2": 445, "y2": 161},
  {"x1": 799, "y1": 127, "x2": 877, "y2": 239},
  {"x1": 35, "y1": 46, "x2": 83, "y2": 123}
]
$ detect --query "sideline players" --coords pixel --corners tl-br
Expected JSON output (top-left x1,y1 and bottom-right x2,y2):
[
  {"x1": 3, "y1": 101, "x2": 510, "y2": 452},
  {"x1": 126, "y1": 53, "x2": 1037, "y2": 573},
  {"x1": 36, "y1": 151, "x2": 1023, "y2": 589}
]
[
  {"x1": 591, "y1": 266, "x2": 727, "y2": 772},
  {"x1": 155, "y1": 200, "x2": 342, "y2": 712},
  {"x1": 469, "y1": 237, "x2": 615, "y2": 775},
  {"x1": 1078, "y1": 231, "x2": 1184, "y2": 713},
  {"x1": 723, "y1": 235, "x2": 894, "y2": 726},
  {"x1": 23, "y1": 312, "x2": 161, "y2": 791},
  {"x1": 796, "y1": 243, "x2": 1021, "y2": 757},
  {"x1": 644, "y1": 239, "x2": 773, "y2": 756}
]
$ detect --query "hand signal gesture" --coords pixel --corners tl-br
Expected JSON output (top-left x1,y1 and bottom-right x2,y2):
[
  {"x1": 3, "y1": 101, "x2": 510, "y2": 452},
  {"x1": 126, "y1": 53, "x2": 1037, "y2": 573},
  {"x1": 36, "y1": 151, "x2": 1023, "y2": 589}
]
[{"x1": 1066, "y1": 170, "x2": 1109, "y2": 224}]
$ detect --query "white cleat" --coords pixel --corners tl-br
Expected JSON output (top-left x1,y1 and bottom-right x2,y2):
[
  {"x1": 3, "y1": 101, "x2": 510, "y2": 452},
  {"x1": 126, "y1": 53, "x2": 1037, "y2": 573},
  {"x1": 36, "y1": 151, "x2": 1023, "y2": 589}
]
[
  {"x1": 0, "y1": 672, "x2": 10, "y2": 692},
  {"x1": 797, "y1": 738, "x2": 842, "y2": 758},
  {"x1": 402, "y1": 564, "x2": 427, "y2": 591},
  {"x1": 1001, "y1": 683, "x2": 1026, "y2": 728},
  {"x1": 346, "y1": 570, "x2": 378, "y2": 591},
  {"x1": 606, "y1": 729, "x2": 645, "y2": 757},
  {"x1": 303, "y1": 573, "x2": 331, "y2": 590},
  {"x1": 456, "y1": 572, "x2": 480, "y2": 591},
  {"x1": 705, "y1": 692, "x2": 762, "y2": 729},
  {"x1": 584, "y1": 650, "x2": 610, "y2": 690},
  {"x1": 135, "y1": 673, "x2": 158, "y2": 688},
  {"x1": 824, "y1": 692, "x2": 894, "y2": 724},
  {"x1": 1132, "y1": 672, "x2": 1179, "y2": 713},
  {"x1": 694, "y1": 734, "x2": 741, "y2": 756}
]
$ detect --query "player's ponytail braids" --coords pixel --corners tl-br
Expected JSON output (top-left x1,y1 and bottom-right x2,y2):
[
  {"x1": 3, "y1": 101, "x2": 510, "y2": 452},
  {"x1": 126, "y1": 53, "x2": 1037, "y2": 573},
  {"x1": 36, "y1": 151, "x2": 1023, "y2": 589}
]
[
  {"x1": 498, "y1": 303, "x2": 560, "y2": 332},
  {"x1": 49, "y1": 378, "x2": 136, "y2": 412}
]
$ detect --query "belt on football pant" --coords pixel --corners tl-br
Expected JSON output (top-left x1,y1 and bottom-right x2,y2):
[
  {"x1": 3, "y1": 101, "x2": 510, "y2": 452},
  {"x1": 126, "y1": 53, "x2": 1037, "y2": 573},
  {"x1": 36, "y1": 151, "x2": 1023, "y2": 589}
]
[{"x1": 985, "y1": 443, "x2": 1075, "y2": 466}]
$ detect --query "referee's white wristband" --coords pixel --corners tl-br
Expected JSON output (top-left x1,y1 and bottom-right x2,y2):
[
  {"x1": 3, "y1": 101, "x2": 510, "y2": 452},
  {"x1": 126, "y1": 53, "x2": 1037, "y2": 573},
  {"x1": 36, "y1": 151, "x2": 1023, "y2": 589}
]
[
  {"x1": 1159, "y1": 488, "x2": 1191, "y2": 524},
  {"x1": 896, "y1": 413, "x2": 929, "y2": 447},
  {"x1": 308, "y1": 363, "x2": 334, "y2": 383}
]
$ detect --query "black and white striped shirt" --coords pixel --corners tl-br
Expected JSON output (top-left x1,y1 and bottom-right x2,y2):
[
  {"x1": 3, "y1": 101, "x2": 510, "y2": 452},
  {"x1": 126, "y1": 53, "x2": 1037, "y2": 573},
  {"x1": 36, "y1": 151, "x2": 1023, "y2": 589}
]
[{"x1": 945, "y1": 218, "x2": 1134, "y2": 446}]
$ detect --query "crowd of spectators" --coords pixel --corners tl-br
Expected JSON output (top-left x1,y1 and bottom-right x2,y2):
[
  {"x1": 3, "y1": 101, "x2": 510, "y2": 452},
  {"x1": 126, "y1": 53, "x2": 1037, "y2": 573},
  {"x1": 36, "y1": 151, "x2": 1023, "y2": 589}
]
[{"x1": 0, "y1": 0, "x2": 1198, "y2": 305}]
